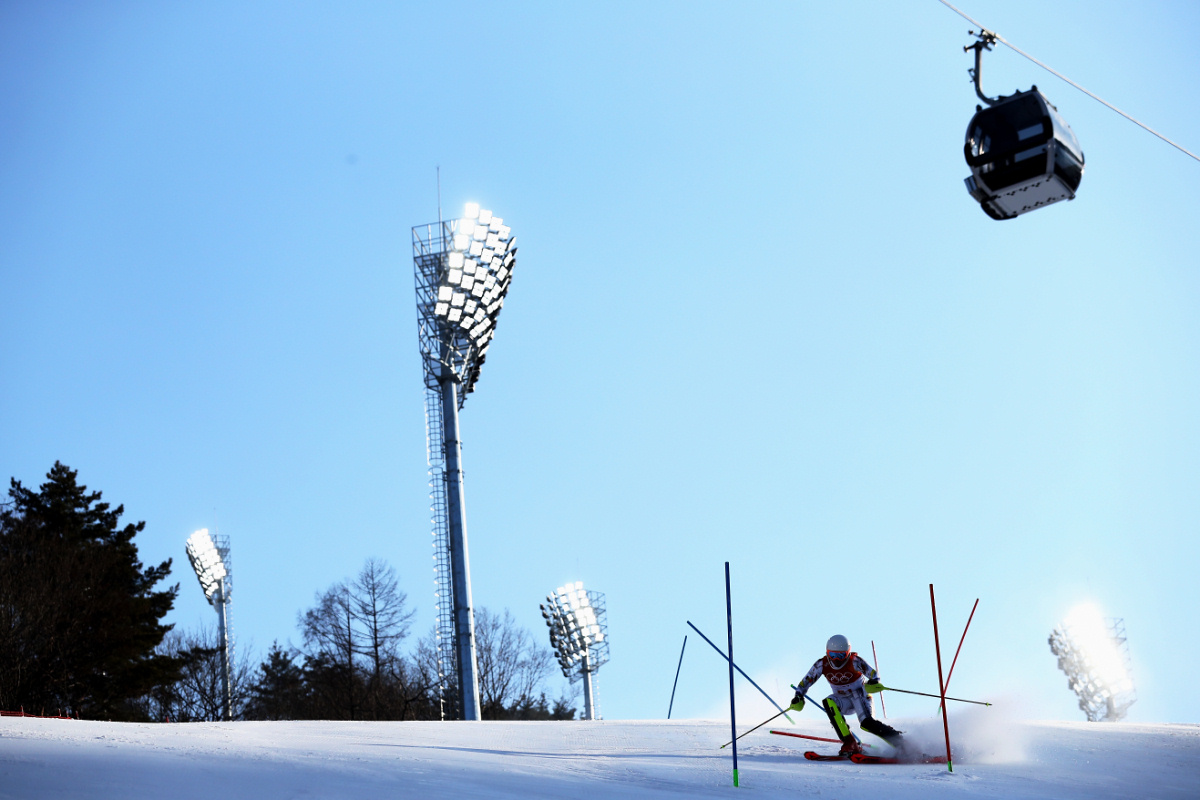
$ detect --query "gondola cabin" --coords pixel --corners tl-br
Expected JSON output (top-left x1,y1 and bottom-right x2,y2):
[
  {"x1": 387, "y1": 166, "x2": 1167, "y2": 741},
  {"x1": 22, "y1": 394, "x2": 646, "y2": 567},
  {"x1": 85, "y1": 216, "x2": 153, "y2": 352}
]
[{"x1": 963, "y1": 87, "x2": 1084, "y2": 220}]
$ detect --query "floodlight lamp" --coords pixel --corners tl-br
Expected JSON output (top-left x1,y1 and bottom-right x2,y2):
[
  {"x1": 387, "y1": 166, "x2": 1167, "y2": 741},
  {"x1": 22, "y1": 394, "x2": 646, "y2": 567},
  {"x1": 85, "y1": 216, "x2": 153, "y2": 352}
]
[
  {"x1": 459, "y1": 220, "x2": 476, "y2": 239},
  {"x1": 469, "y1": 240, "x2": 484, "y2": 257},
  {"x1": 185, "y1": 528, "x2": 228, "y2": 605},
  {"x1": 464, "y1": 202, "x2": 480, "y2": 219},
  {"x1": 478, "y1": 208, "x2": 492, "y2": 224},
  {"x1": 453, "y1": 234, "x2": 470, "y2": 251},
  {"x1": 448, "y1": 251, "x2": 464, "y2": 269}
]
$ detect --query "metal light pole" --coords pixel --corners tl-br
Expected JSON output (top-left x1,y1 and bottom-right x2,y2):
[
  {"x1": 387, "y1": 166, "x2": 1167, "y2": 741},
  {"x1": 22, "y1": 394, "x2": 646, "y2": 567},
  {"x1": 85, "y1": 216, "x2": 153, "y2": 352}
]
[
  {"x1": 580, "y1": 650, "x2": 595, "y2": 721},
  {"x1": 440, "y1": 377, "x2": 481, "y2": 719},
  {"x1": 215, "y1": 577, "x2": 232, "y2": 721},
  {"x1": 413, "y1": 204, "x2": 516, "y2": 720},
  {"x1": 185, "y1": 529, "x2": 233, "y2": 721}
]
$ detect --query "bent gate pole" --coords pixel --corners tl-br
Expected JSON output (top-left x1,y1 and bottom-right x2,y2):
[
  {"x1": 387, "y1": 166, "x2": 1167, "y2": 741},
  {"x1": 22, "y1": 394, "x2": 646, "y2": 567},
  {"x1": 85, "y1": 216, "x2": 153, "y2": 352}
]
[
  {"x1": 668, "y1": 635, "x2": 687, "y2": 719},
  {"x1": 939, "y1": 598, "x2": 980, "y2": 714},
  {"x1": 685, "y1": 621, "x2": 793, "y2": 722}
]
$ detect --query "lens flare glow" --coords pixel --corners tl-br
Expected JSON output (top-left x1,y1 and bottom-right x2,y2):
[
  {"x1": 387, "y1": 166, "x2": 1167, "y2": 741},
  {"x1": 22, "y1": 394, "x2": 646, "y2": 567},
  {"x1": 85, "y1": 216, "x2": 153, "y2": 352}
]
[{"x1": 1049, "y1": 602, "x2": 1136, "y2": 721}]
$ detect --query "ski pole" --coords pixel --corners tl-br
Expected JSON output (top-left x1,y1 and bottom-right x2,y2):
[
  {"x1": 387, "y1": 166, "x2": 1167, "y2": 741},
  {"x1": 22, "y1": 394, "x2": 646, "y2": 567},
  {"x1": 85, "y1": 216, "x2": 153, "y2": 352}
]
[
  {"x1": 790, "y1": 684, "x2": 863, "y2": 746},
  {"x1": 880, "y1": 685, "x2": 991, "y2": 706},
  {"x1": 686, "y1": 621, "x2": 793, "y2": 723},
  {"x1": 719, "y1": 708, "x2": 787, "y2": 749},
  {"x1": 871, "y1": 640, "x2": 886, "y2": 719},
  {"x1": 723, "y1": 702, "x2": 873, "y2": 751}
]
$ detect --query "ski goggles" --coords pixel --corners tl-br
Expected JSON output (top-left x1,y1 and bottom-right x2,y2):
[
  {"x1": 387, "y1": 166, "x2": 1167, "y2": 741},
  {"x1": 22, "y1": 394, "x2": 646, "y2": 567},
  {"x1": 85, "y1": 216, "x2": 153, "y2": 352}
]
[{"x1": 827, "y1": 650, "x2": 849, "y2": 661}]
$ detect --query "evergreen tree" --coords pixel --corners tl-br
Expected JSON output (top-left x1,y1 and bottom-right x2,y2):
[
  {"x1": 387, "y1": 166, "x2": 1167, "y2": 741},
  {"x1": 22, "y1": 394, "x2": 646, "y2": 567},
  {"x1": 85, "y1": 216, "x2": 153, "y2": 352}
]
[
  {"x1": 245, "y1": 642, "x2": 308, "y2": 720},
  {"x1": 0, "y1": 462, "x2": 184, "y2": 719}
]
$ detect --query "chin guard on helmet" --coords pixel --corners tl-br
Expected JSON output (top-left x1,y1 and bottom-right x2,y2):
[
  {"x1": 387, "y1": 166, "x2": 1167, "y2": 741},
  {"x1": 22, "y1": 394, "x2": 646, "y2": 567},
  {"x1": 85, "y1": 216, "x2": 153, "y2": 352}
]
[{"x1": 826, "y1": 634, "x2": 851, "y2": 667}]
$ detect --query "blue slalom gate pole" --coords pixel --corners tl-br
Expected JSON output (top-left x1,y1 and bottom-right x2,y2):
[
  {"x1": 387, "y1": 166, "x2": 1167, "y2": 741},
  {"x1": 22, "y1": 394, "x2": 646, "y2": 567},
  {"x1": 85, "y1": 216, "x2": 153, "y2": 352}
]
[
  {"x1": 668, "y1": 635, "x2": 687, "y2": 719},
  {"x1": 725, "y1": 562, "x2": 739, "y2": 788},
  {"x1": 686, "y1": 621, "x2": 794, "y2": 723}
]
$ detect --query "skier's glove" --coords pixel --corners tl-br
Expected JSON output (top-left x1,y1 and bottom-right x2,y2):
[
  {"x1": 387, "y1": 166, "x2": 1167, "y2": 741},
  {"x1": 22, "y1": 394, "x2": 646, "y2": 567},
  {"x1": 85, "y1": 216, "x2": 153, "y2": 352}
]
[
  {"x1": 865, "y1": 680, "x2": 885, "y2": 694},
  {"x1": 788, "y1": 691, "x2": 805, "y2": 712}
]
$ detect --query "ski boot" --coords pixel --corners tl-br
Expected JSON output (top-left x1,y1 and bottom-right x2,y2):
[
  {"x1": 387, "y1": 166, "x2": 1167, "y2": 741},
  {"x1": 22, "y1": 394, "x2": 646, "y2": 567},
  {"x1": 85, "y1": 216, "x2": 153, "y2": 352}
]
[
  {"x1": 838, "y1": 738, "x2": 863, "y2": 757},
  {"x1": 861, "y1": 715, "x2": 903, "y2": 743}
]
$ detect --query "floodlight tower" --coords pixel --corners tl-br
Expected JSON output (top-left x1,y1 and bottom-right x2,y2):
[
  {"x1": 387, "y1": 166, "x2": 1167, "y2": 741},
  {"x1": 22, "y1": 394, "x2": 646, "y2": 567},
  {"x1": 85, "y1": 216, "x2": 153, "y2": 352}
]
[
  {"x1": 185, "y1": 528, "x2": 233, "y2": 721},
  {"x1": 540, "y1": 582, "x2": 610, "y2": 720},
  {"x1": 413, "y1": 202, "x2": 517, "y2": 721},
  {"x1": 1049, "y1": 604, "x2": 1136, "y2": 722}
]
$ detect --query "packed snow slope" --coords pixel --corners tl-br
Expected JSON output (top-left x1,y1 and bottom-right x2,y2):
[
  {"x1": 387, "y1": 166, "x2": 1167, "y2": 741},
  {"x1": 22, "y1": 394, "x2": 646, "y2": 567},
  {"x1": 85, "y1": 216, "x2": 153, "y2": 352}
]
[{"x1": 2, "y1": 715, "x2": 1197, "y2": 799}]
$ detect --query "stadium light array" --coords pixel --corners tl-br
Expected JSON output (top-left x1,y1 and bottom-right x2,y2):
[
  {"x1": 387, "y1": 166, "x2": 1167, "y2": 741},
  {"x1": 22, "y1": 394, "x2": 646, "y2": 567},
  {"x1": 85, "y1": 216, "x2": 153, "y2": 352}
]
[
  {"x1": 413, "y1": 202, "x2": 519, "y2": 721},
  {"x1": 541, "y1": 582, "x2": 610, "y2": 720},
  {"x1": 1048, "y1": 603, "x2": 1136, "y2": 722},
  {"x1": 422, "y1": 204, "x2": 516, "y2": 397},
  {"x1": 185, "y1": 528, "x2": 233, "y2": 721}
]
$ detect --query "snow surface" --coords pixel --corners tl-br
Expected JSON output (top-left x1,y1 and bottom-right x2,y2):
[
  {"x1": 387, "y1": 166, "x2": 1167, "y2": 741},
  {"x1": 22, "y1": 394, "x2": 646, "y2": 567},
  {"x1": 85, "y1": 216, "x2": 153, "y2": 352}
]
[{"x1": 2, "y1": 714, "x2": 1198, "y2": 799}]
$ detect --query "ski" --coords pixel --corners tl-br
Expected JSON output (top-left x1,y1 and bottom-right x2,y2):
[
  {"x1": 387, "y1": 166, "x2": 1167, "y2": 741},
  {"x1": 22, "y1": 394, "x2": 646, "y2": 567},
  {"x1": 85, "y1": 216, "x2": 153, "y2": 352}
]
[
  {"x1": 803, "y1": 751, "x2": 849, "y2": 761},
  {"x1": 849, "y1": 753, "x2": 949, "y2": 765}
]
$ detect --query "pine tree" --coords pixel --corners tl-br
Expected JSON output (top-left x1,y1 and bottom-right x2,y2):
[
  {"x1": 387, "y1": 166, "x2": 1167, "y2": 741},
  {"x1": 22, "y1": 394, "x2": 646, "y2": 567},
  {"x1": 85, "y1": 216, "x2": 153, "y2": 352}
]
[
  {"x1": 245, "y1": 643, "x2": 308, "y2": 720},
  {"x1": 0, "y1": 462, "x2": 185, "y2": 719}
]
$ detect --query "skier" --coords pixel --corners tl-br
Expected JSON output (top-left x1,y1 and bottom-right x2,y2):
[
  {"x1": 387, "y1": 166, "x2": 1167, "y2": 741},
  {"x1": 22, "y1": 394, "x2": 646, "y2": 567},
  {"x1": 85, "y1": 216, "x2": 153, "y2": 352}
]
[{"x1": 788, "y1": 634, "x2": 903, "y2": 756}]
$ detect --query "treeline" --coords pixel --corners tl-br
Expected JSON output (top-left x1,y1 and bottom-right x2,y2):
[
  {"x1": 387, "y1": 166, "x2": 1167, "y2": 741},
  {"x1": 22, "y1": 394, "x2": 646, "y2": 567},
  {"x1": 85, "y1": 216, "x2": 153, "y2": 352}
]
[{"x1": 1, "y1": 463, "x2": 575, "y2": 722}]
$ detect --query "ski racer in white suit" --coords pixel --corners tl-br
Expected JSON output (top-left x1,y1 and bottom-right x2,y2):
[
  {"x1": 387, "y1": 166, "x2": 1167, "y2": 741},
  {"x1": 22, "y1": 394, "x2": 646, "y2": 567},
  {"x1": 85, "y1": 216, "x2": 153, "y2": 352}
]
[{"x1": 788, "y1": 634, "x2": 902, "y2": 756}]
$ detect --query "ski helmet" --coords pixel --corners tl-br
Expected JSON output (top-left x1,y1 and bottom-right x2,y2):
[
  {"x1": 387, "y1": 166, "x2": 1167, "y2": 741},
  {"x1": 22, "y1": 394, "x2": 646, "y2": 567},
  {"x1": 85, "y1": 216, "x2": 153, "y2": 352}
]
[{"x1": 826, "y1": 634, "x2": 851, "y2": 667}]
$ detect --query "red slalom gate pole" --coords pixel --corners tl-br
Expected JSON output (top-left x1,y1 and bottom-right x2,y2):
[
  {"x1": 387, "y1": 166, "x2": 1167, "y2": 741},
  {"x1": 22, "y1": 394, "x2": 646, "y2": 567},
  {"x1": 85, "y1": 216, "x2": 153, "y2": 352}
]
[
  {"x1": 930, "y1": 584, "x2": 953, "y2": 773},
  {"x1": 871, "y1": 640, "x2": 886, "y2": 718},
  {"x1": 939, "y1": 598, "x2": 979, "y2": 714}
]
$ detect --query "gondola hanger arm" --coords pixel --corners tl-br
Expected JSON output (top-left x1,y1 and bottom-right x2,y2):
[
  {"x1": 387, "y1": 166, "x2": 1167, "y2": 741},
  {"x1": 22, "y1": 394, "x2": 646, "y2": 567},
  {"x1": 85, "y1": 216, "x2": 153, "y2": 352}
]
[{"x1": 965, "y1": 29, "x2": 999, "y2": 106}]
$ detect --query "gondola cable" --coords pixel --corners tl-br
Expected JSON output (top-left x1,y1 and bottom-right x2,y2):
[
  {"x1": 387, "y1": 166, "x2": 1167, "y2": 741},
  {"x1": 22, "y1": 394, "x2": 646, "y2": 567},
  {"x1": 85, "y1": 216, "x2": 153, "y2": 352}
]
[{"x1": 937, "y1": 0, "x2": 1199, "y2": 164}]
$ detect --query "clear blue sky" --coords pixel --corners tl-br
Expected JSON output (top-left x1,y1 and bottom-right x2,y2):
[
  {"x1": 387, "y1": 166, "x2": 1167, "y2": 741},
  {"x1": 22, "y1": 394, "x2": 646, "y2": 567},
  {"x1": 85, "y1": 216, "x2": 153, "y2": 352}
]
[{"x1": 3, "y1": 1, "x2": 1198, "y2": 724}]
